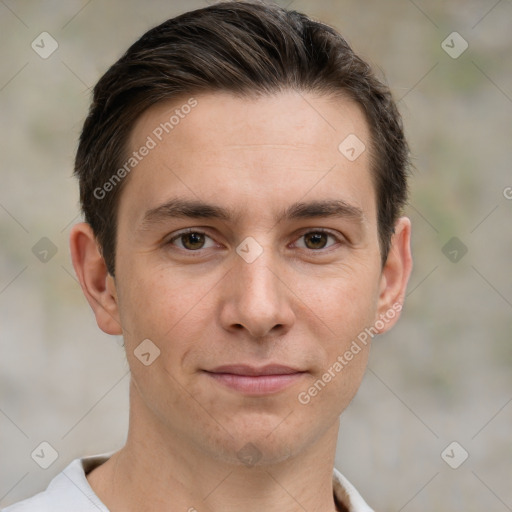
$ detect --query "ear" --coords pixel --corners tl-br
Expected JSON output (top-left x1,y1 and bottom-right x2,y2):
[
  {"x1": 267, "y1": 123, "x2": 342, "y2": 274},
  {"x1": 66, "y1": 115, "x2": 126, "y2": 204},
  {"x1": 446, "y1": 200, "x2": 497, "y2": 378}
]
[
  {"x1": 69, "y1": 222, "x2": 122, "y2": 335},
  {"x1": 374, "y1": 216, "x2": 413, "y2": 334}
]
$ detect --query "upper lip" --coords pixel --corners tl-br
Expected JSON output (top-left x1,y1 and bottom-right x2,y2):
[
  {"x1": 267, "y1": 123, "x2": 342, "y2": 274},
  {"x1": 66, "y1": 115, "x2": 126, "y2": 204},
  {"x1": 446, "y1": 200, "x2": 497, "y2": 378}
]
[{"x1": 205, "y1": 364, "x2": 304, "y2": 376}]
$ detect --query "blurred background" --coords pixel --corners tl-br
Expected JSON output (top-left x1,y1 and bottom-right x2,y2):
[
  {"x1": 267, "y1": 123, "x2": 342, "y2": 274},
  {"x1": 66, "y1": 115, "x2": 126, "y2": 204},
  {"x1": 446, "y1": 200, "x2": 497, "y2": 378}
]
[{"x1": 0, "y1": 0, "x2": 511, "y2": 510}]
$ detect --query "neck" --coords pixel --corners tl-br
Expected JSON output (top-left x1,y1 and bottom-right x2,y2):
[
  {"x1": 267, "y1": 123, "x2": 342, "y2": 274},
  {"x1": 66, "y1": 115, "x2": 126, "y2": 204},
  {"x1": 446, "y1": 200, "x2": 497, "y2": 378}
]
[{"x1": 87, "y1": 380, "x2": 342, "y2": 512}]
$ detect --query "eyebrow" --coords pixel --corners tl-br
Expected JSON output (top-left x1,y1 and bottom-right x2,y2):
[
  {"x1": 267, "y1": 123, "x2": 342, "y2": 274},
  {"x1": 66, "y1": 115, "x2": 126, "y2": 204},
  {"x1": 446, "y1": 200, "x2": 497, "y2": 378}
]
[{"x1": 139, "y1": 197, "x2": 365, "y2": 230}]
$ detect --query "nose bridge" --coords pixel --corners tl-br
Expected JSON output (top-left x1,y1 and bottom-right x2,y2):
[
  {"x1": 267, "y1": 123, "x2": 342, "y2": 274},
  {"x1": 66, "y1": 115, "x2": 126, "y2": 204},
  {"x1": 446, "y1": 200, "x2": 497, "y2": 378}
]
[
  {"x1": 235, "y1": 242, "x2": 281, "y2": 307},
  {"x1": 221, "y1": 239, "x2": 294, "y2": 337}
]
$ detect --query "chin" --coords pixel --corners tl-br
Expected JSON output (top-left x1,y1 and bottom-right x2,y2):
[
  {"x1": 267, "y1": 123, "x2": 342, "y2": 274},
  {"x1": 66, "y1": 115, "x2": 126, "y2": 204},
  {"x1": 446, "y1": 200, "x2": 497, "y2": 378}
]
[{"x1": 205, "y1": 415, "x2": 317, "y2": 467}]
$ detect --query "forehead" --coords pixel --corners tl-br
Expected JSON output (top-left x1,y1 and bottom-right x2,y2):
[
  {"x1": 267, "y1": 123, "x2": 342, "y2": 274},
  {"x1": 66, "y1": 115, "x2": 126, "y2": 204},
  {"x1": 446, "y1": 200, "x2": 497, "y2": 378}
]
[{"x1": 119, "y1": 90, "x2": 376, "y2": 227}]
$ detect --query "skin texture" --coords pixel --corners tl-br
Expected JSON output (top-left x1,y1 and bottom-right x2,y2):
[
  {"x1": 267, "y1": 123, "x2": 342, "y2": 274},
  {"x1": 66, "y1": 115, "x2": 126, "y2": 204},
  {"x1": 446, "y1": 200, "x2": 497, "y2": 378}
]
[{"x1": 70, "y1": 90, "x2": 412, "y2": 512}]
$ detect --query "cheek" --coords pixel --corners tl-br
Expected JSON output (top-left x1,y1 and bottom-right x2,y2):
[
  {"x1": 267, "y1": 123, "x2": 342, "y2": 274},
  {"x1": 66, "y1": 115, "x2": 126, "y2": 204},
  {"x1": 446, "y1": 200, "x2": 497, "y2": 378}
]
[
  {"x1": 116, "y1": 268, "x2": 207, "y2": 410},
  {"x1": 297, "y1": 261, "x2": 381, "y2": 332},
  {"x1": 295, "y1": 285, "x2": 375, "y2": 418},
  {"x1": 294, "y1": 263, "x2": 379, "y2": 396},
  {"x1": 116, "y1": 263, "x2": 202, "y2": 337},
  {"x1": 115, "y1": 265, "x2": 219, "y2": 388}
]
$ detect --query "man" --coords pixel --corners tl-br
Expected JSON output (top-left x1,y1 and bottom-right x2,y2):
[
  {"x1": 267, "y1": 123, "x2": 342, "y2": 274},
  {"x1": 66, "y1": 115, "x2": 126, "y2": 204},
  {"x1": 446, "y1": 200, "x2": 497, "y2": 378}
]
[{"x1": 3, "y1": 1, "x2": 412, "y2": 511}]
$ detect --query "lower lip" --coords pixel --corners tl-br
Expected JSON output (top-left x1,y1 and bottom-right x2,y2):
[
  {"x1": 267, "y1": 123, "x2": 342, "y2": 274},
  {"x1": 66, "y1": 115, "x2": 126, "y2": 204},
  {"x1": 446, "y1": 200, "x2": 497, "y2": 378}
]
[{"x1": 205, "y1": 372, "x2": 305, "y2": 395}]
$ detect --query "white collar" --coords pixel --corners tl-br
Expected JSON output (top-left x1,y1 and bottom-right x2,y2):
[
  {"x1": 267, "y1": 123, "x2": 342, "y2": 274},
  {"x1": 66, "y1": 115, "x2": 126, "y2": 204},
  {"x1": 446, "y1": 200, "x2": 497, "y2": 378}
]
[{"x1": 7, "y1": 453, "x2": 373, "y2": 512}]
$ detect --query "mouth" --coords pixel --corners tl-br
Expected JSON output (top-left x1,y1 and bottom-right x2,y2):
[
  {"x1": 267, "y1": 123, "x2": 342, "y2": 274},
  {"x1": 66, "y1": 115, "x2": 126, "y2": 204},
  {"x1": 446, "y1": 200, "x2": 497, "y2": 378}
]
[{"x1": 203, "y1": 364, "x2": 307, "y2": 395}]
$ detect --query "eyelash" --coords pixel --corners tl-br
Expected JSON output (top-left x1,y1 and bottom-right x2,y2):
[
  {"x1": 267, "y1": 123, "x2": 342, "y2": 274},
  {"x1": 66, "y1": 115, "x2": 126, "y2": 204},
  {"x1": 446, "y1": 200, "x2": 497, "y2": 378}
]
[{"x1": 166, "y1": 228, "x2": 344, "y2": 255}]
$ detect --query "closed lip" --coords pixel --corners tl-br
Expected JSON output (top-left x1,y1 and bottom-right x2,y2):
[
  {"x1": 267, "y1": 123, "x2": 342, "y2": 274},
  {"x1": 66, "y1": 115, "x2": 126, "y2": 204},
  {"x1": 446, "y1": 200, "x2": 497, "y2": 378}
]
[{"x1": 204, "y1": 364, "x2": 305, "y2": 376}]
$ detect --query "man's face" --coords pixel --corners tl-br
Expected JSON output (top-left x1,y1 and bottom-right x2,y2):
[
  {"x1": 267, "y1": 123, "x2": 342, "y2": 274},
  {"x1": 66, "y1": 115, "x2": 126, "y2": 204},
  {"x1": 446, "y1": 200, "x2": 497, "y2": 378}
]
[{"x1": 111, "y1": 91, "x2": 396, "y2": 464}]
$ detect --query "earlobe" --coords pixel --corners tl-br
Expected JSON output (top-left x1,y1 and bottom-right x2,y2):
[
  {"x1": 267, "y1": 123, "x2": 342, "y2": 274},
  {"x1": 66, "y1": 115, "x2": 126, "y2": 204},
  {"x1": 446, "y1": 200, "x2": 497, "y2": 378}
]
[
  {"x1": 69, "y1": 222, "x2": 122, "y2": 335},
  {"x1": 375, "y1": 217, "x2": 413, "y2": 334}
]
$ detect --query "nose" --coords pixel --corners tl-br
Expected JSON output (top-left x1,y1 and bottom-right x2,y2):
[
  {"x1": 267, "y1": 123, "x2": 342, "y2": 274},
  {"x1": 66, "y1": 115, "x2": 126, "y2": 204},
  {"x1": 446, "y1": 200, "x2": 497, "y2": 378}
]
[{"x1": 219, "y1": 247, "x2": 295, "y2": 340}]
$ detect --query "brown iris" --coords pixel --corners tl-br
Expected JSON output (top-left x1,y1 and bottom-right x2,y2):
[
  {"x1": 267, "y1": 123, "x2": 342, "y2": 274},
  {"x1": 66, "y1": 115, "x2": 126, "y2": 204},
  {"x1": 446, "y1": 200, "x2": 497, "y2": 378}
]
[
  {"x1": 181, "y1": 232, "x2": 206, "y2": 250},
  {"x1": 303, "y1": 232, "x2": 329, "y2": 250}
]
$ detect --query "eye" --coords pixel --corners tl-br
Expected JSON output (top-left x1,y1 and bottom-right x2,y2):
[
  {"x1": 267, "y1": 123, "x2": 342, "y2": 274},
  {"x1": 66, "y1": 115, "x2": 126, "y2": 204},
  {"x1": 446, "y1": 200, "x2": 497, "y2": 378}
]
[
  {"x1": 167, "y1": 230, "x2": 216, "y2": 251},
  {"x1": 293, "y1": 230, "x2": 341, "y2": 251}
]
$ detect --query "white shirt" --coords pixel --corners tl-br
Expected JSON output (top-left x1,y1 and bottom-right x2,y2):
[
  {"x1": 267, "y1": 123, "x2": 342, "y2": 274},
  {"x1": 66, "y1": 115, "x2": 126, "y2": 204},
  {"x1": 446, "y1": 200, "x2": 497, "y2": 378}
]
[{"x1": 2, "y1": 454, "x2": 374, "y2": 512}]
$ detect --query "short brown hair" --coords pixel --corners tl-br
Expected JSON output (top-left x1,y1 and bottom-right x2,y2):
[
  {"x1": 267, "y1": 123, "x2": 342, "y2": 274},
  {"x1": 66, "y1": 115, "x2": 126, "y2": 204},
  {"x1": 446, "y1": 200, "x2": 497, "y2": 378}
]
[{"x1": 75, "y1": 0, "x2": 410, "y2": 275}]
